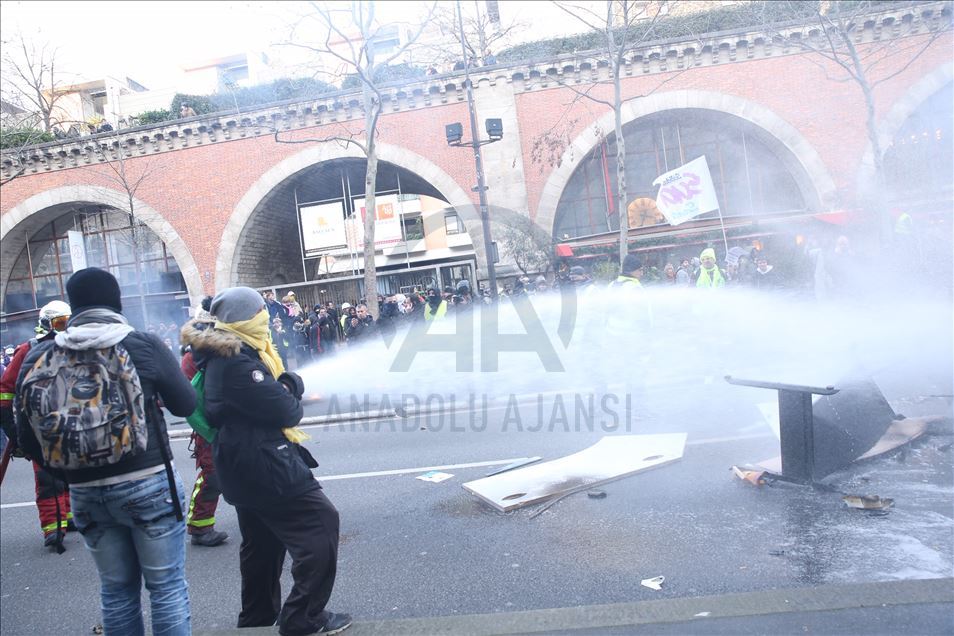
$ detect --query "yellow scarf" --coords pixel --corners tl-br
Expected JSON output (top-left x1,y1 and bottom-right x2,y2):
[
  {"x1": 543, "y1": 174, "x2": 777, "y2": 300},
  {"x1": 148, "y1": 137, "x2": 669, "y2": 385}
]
[{"x1": 216, "y1": 310, "x2": 309, "y2": 444}]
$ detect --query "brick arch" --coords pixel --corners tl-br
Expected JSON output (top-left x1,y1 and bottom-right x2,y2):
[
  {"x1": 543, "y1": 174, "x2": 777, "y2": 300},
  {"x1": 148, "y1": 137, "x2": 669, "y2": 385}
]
[
  {"x1": 857, "y1": 62, "x2": 953, "y2": 197},
  {"x1": 0, "y1": 185, "x2": 203, "y2": 310},
  {"x1": 217, "y1": 142, "x2": 478, "y2": 290},
  {"x1": 535, "y1": 89, "x2": 838, "y2": 238}
]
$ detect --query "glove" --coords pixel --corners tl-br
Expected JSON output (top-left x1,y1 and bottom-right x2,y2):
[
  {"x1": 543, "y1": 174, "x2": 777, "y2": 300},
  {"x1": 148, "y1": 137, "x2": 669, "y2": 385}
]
[{"x1": 277, "y1": 371, "x2": 305, "y2": 400}]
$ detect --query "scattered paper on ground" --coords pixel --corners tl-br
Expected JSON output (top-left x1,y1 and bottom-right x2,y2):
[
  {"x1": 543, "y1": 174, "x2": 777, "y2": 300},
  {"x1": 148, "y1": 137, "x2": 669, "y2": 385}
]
[
  {"x1": 843, "y1": 494, "x2": 894, "y2": 510},
  {"x1": 416, "y1": 471, "x2": 454, "y2": 483},
  {"x1": 641, "y1": 576, "x2": 665, "y2": 590},
  {"x1": 462, "y1": 434, "x2": 687, "y2": 512}
]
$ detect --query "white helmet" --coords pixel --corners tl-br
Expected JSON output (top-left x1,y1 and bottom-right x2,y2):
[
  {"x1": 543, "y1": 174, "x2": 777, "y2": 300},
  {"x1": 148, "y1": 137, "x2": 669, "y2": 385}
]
[
  {"x1": 341, "y1": 302, "x2": 351, "y2": 310},
  {"x1": 38, "y1": 300, "x2": 71, "y2": 333}
]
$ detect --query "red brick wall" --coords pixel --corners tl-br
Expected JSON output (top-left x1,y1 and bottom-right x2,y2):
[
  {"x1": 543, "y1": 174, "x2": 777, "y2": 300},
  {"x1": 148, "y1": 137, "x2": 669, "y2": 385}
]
[
  {"x1": 2, "y1": 31, "x2": 950, "y2": 283},
  {"x1": 516, "y1": 31, "x2": 952, "y2": 217}
]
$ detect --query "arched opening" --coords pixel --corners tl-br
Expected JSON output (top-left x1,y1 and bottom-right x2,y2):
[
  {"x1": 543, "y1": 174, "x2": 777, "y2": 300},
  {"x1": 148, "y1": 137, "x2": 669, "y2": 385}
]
[
  {"x1": 2, "y1": 202, "x2": 191, "y2": 346},
  {"x1": 552, "y1": 109, "x2": 809, "y2": 241},
  {"x1": 883, "y1": 81, "x2": 952, "y2": 208},
  {"x1": 232, "y1": 158, "x2": 477, "y2": 308},
  {"x1": 882, "y1": 81, "x2": 953, "y2": 292}
]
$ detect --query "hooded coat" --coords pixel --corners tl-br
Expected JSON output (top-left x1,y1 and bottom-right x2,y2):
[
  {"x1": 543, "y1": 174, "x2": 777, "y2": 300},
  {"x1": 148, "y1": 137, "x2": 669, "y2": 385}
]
[{"x1": 181, "y1": 320, "x2": 318, "y2": 508}]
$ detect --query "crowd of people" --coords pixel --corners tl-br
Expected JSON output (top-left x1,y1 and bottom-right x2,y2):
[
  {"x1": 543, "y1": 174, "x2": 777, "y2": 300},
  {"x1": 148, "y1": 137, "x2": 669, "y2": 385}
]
[{"x1": 1, "y1": 268, "x2": 351, "y2": 636}]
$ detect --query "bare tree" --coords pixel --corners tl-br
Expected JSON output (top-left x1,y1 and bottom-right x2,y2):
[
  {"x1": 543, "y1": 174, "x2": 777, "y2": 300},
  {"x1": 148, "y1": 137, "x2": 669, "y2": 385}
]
[
  {"x1": 545, "y1": 1, "x2": 675, "y2": 268},
  {"x1": 770, "y1": 0, "x2": 952, "y2": 246},
  {"x1": 423, "y1": 1, "x2": 521, "y2": 69},
  {"x1": 82, "y1": 134, "x2": 163, "y2": 327},
  {"x1": 1, "y1": 33, "x2": 71, "y2": 133},
  {"x1": 498, "y1": 213, "x2": 556, "y2": 277},
  {"x1": 275, "y1": 1, "x2": 436, "y2": 319}
]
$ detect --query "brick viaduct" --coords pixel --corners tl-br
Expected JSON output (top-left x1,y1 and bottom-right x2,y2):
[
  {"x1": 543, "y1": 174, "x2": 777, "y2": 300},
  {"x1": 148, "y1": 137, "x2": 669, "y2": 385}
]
[{"x1": 1, "y1": 1, "x2": 951, "y2": 308}]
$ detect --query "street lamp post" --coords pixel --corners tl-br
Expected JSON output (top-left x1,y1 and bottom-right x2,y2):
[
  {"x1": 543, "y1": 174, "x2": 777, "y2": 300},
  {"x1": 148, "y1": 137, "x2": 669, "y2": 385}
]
[{"x1": 446, "y1": 0, "x2": 500, "y2": 299}]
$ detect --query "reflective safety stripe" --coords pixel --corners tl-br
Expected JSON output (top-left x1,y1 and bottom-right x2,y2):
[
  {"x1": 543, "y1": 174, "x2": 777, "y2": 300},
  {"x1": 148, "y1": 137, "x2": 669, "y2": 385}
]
[
  {"x1": 187, "y1": 477, "x2": 216, "y2": 527},
  {"x1": 0, "y1": 392, "x2": 15, "y2": 401},
  {"x1": 186, "y1": 476, "x2": 203, "y2": 523},
  {"x1": 188, "y1": 517, "x2": 216, "y2": 528},
  {"x1": 41, "y1": 520, "x2": 68, "y2": 533}
]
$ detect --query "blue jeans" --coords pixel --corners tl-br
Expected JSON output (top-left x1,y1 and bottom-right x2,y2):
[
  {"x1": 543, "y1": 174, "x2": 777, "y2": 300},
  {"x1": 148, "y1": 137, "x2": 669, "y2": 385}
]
[{"x1": 71, "y1": 470, "x2": 191, "y2": 636}]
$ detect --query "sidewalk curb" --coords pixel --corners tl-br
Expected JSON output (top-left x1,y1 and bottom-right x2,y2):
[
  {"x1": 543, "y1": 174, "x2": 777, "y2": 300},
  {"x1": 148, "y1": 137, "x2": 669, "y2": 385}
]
[{"x1": 197, "y1": 577, "x2": 953, "y2": 635}]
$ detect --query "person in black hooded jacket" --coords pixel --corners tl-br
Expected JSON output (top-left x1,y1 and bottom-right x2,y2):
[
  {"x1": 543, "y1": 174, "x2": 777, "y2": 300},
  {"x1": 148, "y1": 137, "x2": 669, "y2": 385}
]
[
  {"x1": 15, "y1": 268, "x2": 196, "y2": 636},
  {"x1": 190, "y1": 286, "x2": 350, "y2": 636}
]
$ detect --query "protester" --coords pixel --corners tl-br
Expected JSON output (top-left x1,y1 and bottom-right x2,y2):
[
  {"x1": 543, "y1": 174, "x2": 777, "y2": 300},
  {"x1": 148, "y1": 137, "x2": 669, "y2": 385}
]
[
  {"x1": 696, "y1": 248, "x2": 726, "y2": 288},
  {"x1": 0, "y1": 301, "x2": 74, "y2": 549},
  {"x1": 14, "y1": 267, "x2": 196, "y2": 635},
  {"x1": 179, "y1": 296, "x2": 229, "y2": 547},
  {"x1": 424, "y1": 288, "x2": 448, "y2": 321},
  {"x1": 346, "y1": 303, "x2": 376, "y2": 344},
  {"x1": 265, "y1": 291, "x2": 287, "y2": 323},
  {"x1": 676, "y1": 259, "x2": 692, "y2": 286},
  {"x1": 191, "y1": 286, "x2": 350, "y2": 635},
  {"x1": 754, "y1": 255, "x2": 779, "y2": 290}
]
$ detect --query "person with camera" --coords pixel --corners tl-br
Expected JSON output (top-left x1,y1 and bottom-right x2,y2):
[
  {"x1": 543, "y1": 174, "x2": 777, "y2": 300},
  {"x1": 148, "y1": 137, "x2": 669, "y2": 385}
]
[
  {"x1": 190, "y1": 287, "x2": 350, "y2": 636},
  {"x1": 345, "y1": 303, "x2": 376, "y2": 345}
]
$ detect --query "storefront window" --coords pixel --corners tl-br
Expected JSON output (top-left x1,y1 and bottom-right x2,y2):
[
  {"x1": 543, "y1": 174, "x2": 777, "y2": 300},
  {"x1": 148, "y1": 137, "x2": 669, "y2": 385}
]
[{"x1": 553, "y1": 111, "x2": 806, "y2": 239}]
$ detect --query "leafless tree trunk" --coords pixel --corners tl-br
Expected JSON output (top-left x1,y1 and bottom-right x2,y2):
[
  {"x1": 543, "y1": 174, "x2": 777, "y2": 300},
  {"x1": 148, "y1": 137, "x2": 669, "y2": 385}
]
[
  {"x1": 551, "y1": 1, "x2": 668, "y2": 268},
  {"x1": 277, "y1": 1, "x2": 435, "y2": 319},
  {"x1": 83, "y1": 135, "x2": 162, "y2": 327},
  {"x1": 772, "y1": 0, "x2": 951, "y2": 247}
]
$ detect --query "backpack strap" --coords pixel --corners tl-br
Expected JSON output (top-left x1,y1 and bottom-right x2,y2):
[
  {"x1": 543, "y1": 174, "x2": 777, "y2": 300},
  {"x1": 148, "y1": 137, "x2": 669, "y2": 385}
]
[{"x1": 146, "y1": 399, "x2": 183, "y2": 522}]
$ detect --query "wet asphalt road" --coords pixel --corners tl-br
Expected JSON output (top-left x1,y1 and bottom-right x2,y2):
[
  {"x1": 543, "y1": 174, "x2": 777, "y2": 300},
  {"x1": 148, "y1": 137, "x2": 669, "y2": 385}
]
[{"x1": 1, "y1": 378, "x2": 952, "y2": 635}]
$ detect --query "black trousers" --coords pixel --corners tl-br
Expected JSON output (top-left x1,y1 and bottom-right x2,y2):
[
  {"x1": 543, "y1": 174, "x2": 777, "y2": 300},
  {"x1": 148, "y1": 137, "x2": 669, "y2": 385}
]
[{"x1": 235, "y1": 487, "x2": 340, "y2": 635}]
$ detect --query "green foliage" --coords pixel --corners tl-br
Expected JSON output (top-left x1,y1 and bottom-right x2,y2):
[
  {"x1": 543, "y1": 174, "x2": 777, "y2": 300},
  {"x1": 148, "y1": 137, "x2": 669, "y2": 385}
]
[
  {"x1": 170, "y1": 93, "x2": 216, "y2": 117},
  {"x1": 134, "y1": 109, "x2": 173, "y2": 125},
  {"x1": 497, "y1": 1, "x2": 823, "y2": 64},
  {"x1": 590, "y1": 259, "x2": 619, "y2": 282},
  {"x1": 0, "y1": 127, "x2": 55, "y2": 149},
  {"x1": 341, "y1": 63, "x2": 427, "y2": 90},
  {"x1": 166, "y1": 77, "x2": 337, "y2": 120}
]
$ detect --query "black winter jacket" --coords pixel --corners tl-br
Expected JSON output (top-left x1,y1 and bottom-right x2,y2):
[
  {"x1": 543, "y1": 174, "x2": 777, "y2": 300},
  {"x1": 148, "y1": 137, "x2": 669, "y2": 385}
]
[
  {"x1": 182, "y1": 321, "x2": 319, "y2": 508},
  {"x1": 16, "y1": 330, "x2": 196, "y2": 485}
]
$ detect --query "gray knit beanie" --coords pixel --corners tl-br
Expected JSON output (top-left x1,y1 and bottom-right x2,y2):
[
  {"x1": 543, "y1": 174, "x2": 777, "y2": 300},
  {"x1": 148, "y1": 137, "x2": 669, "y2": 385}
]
[{"x1": 210, "y1": 287, "x2": 266, "y2": 323}]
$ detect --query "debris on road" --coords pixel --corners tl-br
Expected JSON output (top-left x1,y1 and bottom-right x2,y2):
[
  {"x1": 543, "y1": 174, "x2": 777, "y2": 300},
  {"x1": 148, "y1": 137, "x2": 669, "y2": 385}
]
[
  {"x1": 731, "y1": 465, "x2": 767, "y2": 486},
  {"x1": 641, "y1": 576, "x2": 665, "y2": 591},
  {"x1": 693, "y1": 611, "x2": 711, "y2": 618},
  {"x1": 843, "y1": 494, "x2": 894, "y2": 510},
  {"x1": 416, "y1": 471, "x2": 454, "y2": 483},
  {"x1": 92, "y1": 626, "x2": 103, "y2": 635},
  {"x1": 768, "y1": 549, "x2": 786, "y2": 556},
  {"x1": 463, "y1": 434, "x2": 687, "y2": 512},
  {"x1": 587, "y1": 490, "x2": 607, "y2": 499},
  {"x1": 484, "y1": 457, "x2": 542, "y2": 477}
]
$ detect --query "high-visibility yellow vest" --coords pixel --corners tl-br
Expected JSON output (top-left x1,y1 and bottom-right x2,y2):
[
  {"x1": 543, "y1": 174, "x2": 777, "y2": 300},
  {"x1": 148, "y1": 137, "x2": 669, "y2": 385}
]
[
  {"x1": 696, "y1": 266, "x2": 725, "y2": 288},
  {"x1": 424, "y1": 300, "x2": 448, "y2": 321}
]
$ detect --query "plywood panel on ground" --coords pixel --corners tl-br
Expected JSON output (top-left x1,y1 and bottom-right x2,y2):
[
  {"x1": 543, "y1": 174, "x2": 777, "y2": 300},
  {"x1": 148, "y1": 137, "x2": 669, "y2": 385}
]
[{"x1": 462, "y1": 434, "x2": 687, "y2": 512}]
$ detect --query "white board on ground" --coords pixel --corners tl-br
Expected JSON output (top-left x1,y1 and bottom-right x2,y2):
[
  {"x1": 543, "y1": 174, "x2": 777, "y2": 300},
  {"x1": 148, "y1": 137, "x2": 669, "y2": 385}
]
[{"x1": 462, "y1": 434, "x2": 687, "y2": 512}]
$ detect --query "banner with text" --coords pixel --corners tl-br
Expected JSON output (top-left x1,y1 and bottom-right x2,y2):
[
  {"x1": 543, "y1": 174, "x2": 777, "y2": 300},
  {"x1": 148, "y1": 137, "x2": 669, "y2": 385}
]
[
  {"x1": 350, "y1": 194, "x2": 404, "y2": 247},
  {"x1": 300, "y1": 201, "x2": 347, "y2": 256},
  {"x1": 652, "y1": 155, "x2": 720, "y2": 226}
]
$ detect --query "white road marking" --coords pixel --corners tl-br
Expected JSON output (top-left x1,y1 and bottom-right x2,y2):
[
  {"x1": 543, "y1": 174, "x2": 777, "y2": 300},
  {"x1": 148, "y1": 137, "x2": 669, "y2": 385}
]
[
  {"x1": 0, "y1": 432, "x2": 776, "y2": 510},
  {"x1": 320, "y1": 458, "x2": 535, "y2": 481}
]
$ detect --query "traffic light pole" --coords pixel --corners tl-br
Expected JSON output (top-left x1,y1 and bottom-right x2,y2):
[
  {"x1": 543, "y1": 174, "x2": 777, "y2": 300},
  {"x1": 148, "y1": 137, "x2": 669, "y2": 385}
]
[{"x1": 457, "y1": 0, "x2": 499, "y2": 299}]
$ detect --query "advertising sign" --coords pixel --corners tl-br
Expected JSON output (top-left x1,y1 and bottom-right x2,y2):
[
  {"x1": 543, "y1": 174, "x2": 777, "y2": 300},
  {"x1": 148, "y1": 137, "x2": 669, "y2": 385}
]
[
  {"x1": 300, "y1": 201, "x2": 347, "y2": 256},
  {"x1": 351, "y1": 194, "x2": 404, "y2": 247},
  {"x1": 652, "y1": 155, "x2": 720, "y2": 226}
]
